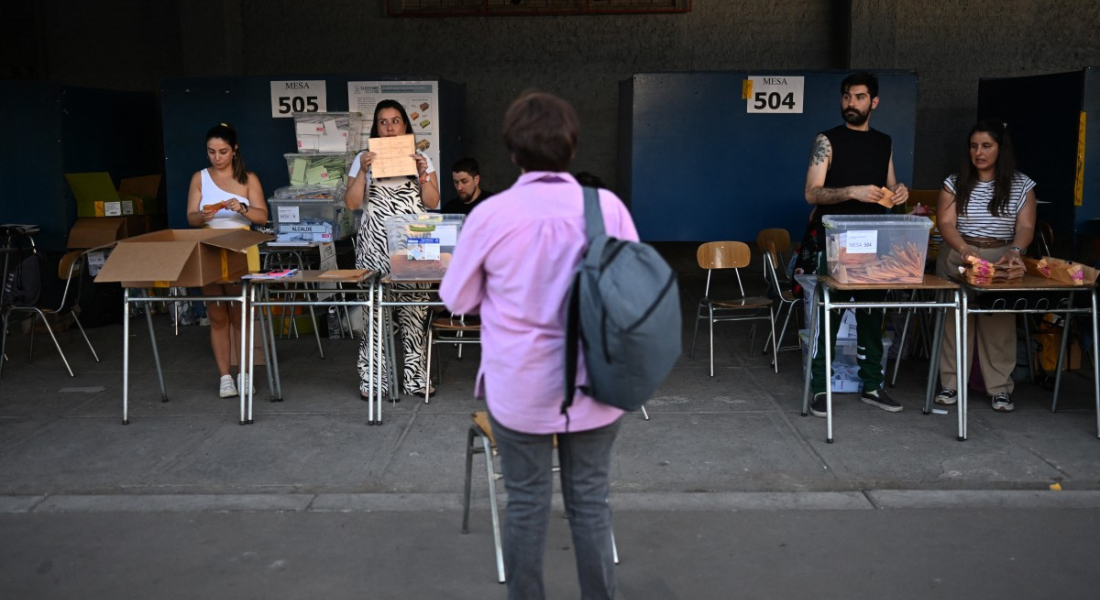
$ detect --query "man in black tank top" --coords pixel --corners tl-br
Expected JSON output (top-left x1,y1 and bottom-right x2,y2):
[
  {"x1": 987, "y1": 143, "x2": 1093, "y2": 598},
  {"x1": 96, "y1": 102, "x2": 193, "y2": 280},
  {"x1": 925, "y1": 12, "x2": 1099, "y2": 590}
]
[{"x1": 802, "y1": 72, "x2": 910, "y2": 417}]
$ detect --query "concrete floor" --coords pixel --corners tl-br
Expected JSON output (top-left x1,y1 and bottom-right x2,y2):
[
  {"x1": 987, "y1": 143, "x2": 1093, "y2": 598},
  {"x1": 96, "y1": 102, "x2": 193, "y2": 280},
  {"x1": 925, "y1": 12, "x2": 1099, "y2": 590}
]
[{"x1": 2, "y1": 255, "x2": 1099, "y2": 598}]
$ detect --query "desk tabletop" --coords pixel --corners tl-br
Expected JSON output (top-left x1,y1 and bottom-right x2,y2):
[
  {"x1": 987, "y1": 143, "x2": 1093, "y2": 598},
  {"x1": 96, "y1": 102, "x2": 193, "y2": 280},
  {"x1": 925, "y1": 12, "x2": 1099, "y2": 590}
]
[
  {"x1": 820, "y1": 274, "x2": 959, "y2": 291},
  {"x1": 251, "y1": 269, "x2": 376, "y2": 284},
  {"x1": 954, "y1": 274, "x2": 1097, "y2": 292},
  {"x1": 380, "y1": 274, "x2": 442, "y2": 285}
]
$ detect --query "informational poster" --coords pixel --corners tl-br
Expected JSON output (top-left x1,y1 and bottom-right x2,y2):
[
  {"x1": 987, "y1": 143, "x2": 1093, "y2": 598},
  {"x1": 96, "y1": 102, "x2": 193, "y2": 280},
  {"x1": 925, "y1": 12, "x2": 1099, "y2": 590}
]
[
  {"x1": 270, "y1": 80, "x2": 328, "y2": 118},
  {"x1": 744, "y1": 75, "x2": 804, "y2": 114},
  {"x1": 348, "y1": 81, "x2": 440, "y2": 174}
]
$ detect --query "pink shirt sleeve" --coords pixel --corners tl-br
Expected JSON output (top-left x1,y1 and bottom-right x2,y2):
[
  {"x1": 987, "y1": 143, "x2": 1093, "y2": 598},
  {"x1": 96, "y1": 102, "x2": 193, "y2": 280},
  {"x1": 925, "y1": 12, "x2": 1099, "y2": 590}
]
[{"x1": 439, "y1": 209, "x2": 488, "y2": 315}]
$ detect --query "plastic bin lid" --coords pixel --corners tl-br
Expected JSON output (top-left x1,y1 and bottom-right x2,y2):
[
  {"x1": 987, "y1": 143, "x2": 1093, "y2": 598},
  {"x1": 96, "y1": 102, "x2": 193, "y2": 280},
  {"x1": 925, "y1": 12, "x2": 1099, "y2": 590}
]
[{"x1": 822, "y1": 214, "x2": 933, "y2": 229}]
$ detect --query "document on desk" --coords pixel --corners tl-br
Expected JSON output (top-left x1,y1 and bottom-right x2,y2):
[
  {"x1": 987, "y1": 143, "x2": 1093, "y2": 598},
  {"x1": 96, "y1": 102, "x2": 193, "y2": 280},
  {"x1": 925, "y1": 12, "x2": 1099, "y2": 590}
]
[{"x1": 367, "y1": 135, "x2": 417, "y2": 179}]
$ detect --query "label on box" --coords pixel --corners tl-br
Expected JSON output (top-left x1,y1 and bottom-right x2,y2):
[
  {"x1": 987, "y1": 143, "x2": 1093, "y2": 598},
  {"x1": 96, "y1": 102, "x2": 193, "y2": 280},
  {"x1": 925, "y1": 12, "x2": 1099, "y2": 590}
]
[
  {"x1": 87, "y1": 249, "x2": 110, "y2": 276},
  {"x1": 121, "y1": 200, "x2": 134, "y2": 215},
  {"x1": 406, "y1": 237, "x2": 440, "y2": 261},
  {"x1": 845, "y1": 230, "x2": 877, "y2": 254},
  {"x1": 435, "y1": 225, "x2": 458, "y2": 246},
  {"x1": 104, "y1": 201, "x2": 122, "y2": 217},
  {"x1": 278, "y1": 206, "x2": 300, "y2": 223}
]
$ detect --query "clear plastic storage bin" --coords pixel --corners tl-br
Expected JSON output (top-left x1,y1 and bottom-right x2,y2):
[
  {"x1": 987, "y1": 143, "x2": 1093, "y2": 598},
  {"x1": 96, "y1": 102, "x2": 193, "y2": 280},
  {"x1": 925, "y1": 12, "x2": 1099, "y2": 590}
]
[
  {"x1": 385, "y1": 213, "x2": 465, "y2": 280},
  {"x1": 269, "y1": 185, "x2": 358, "y2": 243},
  {"x1": 823, "y1": 215, "x2": 933, "y2": 284},
  {"x1": 293, "y1": 112, "x2": 364, "y2": 153},
  {"x1": 284, "y1": 153, "x2": 351, "y2": 188}
]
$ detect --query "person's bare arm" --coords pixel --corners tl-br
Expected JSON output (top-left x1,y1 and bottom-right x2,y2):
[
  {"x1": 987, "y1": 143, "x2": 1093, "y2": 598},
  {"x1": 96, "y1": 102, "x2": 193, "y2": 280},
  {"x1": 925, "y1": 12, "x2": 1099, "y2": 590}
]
[
  {"x1": 804, "y1": 134, "x2": 883, "y2": 205},
  {"x1": 185, "y1": 171, "x2": 212, "y2": 227},
  {"x1": 885, "y1": 152, "x2": 909, "y2": 206},
  {"x1": 345, "y1": 151, "x2": 372, "y2": 211},
  {"x1": 997, "y1": 189, "x2": 1037, "y2": 267},
  {"x1": 240, "y1": 173, "x2": 268, "y2": 225},
  {"x1": 936, "y1": 185, "x2": 977, "y2": 262}
]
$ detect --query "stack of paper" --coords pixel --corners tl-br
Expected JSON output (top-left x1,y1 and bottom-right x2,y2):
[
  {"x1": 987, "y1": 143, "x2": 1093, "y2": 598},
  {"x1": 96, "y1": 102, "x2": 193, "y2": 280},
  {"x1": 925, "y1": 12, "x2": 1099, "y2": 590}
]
[{"x1": 958, "y1": 255, "x2": 1025, "y2": 285}]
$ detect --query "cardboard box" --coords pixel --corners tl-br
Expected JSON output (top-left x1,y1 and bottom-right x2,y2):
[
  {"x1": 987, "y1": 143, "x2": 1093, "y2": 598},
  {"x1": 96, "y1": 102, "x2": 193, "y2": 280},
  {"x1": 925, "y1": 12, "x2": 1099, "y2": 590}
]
[
  {"x1": 66, "y1": 172, "x2": 162, "y2": 217},
  {"x1": 67, "y1": 216, "x2": 149, "y2": 249},
  {"x1": 94, "y1": 229, "x2": 272, "y2": 288}
]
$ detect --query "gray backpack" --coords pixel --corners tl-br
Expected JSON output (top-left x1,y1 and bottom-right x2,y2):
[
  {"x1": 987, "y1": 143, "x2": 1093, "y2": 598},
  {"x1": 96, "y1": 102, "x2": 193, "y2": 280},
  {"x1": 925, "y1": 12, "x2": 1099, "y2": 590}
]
[{"x1": 563, "y1": 187, "x2": 682, "y2": 414}]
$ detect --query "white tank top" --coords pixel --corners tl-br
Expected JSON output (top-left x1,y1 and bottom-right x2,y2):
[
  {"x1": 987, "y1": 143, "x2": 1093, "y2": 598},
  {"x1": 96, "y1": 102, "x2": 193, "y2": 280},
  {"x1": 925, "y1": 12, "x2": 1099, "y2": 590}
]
[{"x1": 200, "y1": 168, "x2": 251, "y2": 229}]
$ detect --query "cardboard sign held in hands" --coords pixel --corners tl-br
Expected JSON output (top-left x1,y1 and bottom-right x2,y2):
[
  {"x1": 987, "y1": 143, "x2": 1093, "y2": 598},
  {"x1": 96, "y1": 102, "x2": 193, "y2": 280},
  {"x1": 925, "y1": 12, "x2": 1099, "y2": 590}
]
[{"x1": 369, "y1": 134, "x2": 417, "y2": 179}]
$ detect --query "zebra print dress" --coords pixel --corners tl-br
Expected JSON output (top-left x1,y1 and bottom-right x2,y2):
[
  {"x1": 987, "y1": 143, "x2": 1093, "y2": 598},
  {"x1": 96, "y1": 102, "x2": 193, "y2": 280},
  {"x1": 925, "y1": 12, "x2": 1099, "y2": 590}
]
[{"x1": 355, "y1": 177, "x2": 431, "y2": 396}]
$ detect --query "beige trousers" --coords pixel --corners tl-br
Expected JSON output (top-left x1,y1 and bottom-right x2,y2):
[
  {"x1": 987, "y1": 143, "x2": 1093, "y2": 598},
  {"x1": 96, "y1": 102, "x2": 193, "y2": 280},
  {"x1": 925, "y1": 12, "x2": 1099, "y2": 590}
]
[{"x1": 935, "y1": 246, "x2": 1017, "y2": 396}]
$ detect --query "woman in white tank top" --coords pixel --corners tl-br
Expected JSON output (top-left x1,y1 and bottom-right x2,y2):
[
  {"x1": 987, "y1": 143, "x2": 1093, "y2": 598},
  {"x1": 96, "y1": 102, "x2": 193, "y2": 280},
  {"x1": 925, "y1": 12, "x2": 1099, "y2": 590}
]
[{"x1": 185, "y1": 123, "x2": 269, "y2": 398}]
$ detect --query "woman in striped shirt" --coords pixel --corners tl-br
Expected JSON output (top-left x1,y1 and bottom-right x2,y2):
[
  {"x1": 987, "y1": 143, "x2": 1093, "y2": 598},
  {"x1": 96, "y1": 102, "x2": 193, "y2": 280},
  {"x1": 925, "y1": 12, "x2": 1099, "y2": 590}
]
[{"x1": 934, "y1": 119, "x2": 1037, "y2": 412}]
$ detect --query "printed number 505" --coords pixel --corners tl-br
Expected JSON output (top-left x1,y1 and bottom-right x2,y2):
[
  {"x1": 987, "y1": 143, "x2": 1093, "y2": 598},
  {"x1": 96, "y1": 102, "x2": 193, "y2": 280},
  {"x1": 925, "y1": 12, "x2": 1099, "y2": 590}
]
[
  {"x1": 278, "y1": 96, "x2": 319, "y2": 114},
  {"x1": 753, "y1": 91, "x2": 796, "y2": 110}
]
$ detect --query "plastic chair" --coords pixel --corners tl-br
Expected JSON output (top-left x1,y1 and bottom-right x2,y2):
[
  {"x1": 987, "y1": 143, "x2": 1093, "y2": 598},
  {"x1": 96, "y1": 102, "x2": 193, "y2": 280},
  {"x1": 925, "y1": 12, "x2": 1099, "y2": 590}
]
[
  {"x1": 424, "y1": 313, "x2": 481, "y2": 403},
  {"x1": 1, "y1": 250, "x2": 100, "y2": 377},
  {"x1": 689, "y1": 241, "x2": 777, "y2": 375},
  {"x1": 461, "y1": 411, "x2": 618, "y2": 584}
]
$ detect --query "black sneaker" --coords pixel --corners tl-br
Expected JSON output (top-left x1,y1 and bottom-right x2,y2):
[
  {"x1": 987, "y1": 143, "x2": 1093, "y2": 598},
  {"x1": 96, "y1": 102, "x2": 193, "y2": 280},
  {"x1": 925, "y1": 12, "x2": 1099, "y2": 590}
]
[
  {"x1": 810, "y1": 392, "x2": 827, "y2": 418},
  {"x1": 991, "y1": 392, "x2": 1014, "y2": 412},
  {"x1": 860, "y1": 388, "x2": 903, "y2": 412},
  {"x1": 934, "y1": 388, "x2": 958, "y2": 406}
]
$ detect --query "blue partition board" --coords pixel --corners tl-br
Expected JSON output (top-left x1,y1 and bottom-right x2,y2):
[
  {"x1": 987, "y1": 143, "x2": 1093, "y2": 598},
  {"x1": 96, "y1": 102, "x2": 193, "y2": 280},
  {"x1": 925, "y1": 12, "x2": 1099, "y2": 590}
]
[
  {"x1": 161, "y1": 76, "x2": 464, "y2": 230},
  {"x1": 621, "y1": 71, "x2": 918, "y2": 242},
  {"x1": 0, "y1": 82, "x2": 159, "y2": 250}
]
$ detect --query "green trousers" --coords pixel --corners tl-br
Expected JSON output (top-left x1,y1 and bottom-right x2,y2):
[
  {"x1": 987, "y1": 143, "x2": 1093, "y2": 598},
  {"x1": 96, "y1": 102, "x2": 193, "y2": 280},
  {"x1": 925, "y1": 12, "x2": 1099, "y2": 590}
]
[{"x1": 809, "y1": 253, "x2": 886, "y2": 395}]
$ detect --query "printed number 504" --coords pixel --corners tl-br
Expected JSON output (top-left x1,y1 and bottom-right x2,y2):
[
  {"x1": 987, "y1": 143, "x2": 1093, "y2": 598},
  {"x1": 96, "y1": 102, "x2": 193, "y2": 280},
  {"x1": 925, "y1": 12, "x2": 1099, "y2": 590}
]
[
  {"x1": 753, "y1": 91, "x2": 796, "y2": 110},
  {"x1": 278, "y1": 96, "x2": 319, "y2": 114}
]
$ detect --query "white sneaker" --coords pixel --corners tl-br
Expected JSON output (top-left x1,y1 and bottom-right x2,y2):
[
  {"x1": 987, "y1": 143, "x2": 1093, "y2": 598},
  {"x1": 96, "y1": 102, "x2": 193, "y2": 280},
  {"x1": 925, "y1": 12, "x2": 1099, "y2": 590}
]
[
  {"x1": 237, "y1": 374, "x2": 256, "y2": 396},
  {"x1": 219, "y1": 375, "x2": 238, "y2": 398}
]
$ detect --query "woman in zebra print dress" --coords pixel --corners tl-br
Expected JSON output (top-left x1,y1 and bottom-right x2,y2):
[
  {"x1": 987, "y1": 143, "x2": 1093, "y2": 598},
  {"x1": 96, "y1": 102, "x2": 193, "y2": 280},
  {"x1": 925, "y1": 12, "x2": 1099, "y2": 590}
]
[{"x1": 346, "y1": 100, "x2": 441, "y2": 398}]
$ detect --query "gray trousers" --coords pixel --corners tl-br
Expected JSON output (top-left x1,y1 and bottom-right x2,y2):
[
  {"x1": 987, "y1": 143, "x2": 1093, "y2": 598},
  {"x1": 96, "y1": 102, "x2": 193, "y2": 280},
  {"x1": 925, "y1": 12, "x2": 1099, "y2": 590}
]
[{"x1": 489, "y1": 413, "x2": 621, "y2": 600}]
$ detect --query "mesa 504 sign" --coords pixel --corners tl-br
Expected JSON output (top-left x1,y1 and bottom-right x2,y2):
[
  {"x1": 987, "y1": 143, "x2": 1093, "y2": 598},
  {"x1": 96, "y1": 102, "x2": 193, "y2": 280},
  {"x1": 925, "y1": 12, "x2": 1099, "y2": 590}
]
[{"x1": 745, "y1": 76, "x2": 804, "y2": 114}]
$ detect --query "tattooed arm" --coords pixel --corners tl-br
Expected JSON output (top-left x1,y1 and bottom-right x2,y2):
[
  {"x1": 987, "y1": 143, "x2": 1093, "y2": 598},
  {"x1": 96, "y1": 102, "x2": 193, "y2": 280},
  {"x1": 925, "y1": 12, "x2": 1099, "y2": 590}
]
[{"x1": 804, "y1": 133, "x2": 884, "y2": 205}]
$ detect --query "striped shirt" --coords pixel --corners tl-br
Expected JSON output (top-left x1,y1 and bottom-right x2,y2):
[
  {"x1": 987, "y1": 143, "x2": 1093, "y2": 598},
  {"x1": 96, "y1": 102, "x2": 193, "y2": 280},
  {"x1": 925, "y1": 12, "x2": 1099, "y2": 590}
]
[{"x1": 944, "y1": 171, "x2": 1036, "y2": 239}]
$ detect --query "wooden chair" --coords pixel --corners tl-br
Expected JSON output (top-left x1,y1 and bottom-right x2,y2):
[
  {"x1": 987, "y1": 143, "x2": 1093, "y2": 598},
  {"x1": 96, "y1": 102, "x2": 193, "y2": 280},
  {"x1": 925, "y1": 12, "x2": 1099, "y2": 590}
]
[
  {"x1": 1, "y1": 250, "x2": 100, "y2": 377},
  {"x1": 689, "y1": 242, "x2": 777, "y2": 375},
  {"x1": 461, "y1": 411, "x2": 618, "y2": 584},
  {"x1": 424, "y1": 313, "x2": 481, "y2": 403},
  {"x1": 755, "y1": 228, "x2": 792, "y2": 282}
]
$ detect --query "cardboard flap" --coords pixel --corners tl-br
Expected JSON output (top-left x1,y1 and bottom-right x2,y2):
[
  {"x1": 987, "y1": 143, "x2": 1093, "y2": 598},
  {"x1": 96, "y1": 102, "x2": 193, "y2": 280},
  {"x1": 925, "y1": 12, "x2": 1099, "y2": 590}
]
[
  {"x1": 68, "y1": 218, "x2": 126, "y2": 249},
  {"x1": 94, "y1": 241, "x2": 194, "y2": 283},
  {"x1": 65, "y1": 172, "x2": 120, "y2": 203},
  {"x1": 202, "y1": 229, "x2": 274, "y2": 252},
  {"x1": 118, "y1": 175, "x2": 161, "y2": 200}
]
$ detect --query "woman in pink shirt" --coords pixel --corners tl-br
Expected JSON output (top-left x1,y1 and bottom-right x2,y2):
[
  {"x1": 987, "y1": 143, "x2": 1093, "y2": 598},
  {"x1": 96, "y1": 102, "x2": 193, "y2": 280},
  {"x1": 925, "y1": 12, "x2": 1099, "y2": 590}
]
[{"x1": 441, "y1": 92, "x2": 638, "y2": 600}]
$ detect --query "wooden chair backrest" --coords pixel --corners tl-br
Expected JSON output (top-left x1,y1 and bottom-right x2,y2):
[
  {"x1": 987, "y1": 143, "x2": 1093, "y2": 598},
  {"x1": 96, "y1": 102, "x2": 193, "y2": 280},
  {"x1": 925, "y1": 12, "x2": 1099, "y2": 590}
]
[
  {"x1": 58, "y1": 250, "x2": 83, "y2": 281},
  {"x1": 697, "y1": 241, "x2": 751, "y2": 270},
  {"x1": 756, "y1": 228, "x2": 791, "y2": 255}
]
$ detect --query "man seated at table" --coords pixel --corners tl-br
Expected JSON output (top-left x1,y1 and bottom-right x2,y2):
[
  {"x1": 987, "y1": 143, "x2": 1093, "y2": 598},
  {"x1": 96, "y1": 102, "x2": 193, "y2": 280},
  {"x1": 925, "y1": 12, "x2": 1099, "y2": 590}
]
[{"x1": 440, "y1": 157, "x2": 493, "y2": 216}]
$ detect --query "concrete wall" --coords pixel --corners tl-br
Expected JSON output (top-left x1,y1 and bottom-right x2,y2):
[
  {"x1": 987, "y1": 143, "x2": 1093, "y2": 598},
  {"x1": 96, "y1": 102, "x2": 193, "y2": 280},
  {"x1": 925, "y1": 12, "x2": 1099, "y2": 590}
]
[{"x1": 4, "y1": 0, "x2": 1099, "y2": 196}]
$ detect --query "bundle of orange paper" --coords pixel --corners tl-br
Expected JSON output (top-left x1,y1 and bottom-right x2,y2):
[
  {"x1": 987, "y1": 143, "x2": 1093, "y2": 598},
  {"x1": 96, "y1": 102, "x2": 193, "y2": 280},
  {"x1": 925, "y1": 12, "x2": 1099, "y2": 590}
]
[
  {"x1": 958, "y1": 255, "x2": 1024, "y2": 285},
  {"x1": 831, "y1": 241, "x2": 925, "y2": 284}
]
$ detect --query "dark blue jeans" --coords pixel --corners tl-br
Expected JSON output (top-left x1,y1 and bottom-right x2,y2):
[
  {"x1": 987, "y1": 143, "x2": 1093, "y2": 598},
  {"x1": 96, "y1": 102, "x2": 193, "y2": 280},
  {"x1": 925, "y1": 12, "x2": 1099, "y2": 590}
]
[{"x1": 489, "y1": 413, "x2": 621, "y2": 600}]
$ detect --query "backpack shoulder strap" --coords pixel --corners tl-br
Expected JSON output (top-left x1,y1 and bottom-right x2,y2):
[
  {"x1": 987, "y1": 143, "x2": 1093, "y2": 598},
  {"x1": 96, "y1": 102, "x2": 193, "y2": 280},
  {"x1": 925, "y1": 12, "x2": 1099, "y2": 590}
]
[
  {"x1": 562, "y1": 270, "x2": 581, "y2": 415},
  {"x1": 582, "y1": 186, "x2": 605, "y2": 241}
]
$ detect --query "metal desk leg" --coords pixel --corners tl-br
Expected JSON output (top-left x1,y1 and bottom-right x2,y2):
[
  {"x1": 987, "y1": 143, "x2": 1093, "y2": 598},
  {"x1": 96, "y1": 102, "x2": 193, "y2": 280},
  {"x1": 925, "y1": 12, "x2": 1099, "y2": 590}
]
[
  {"x1": 246, "y1": 283, "x2": 256, "y2": 424},
  {"x1": 823, "y1": 285, "x2": 834, "y2": 443},
  {"x1": 923, "y1": 291, "x2": 946, "y2": 415},
  {"x1": 264, "y1": 286, "x2": 283, "y2": 401},
  {"x1": 1051, "y1": 292, "x2": 1074, "y2": 413},
  {"x1": 238, "y1": 287, "x2": 248, "y2": 426},
  {"x1": 800, "y1": 286, "x2": 818, "y2": 416},
  {"x1": 958, "y1": 290, "x2": 968, "y2": 441},
  {"x1": 367, "y1": 280, "x2": 375, "y2": 423},
  {"x1": 373, "y1": 279, "x2": 385, "y2": 425},
  {"x1": 1092, "y1": 289, "x2": 1100, "y2": 439},
  {"x1": 891, "y1": 310, "x2": 912, "y2": 388},
  {"x1": 145, "y1": 295, "x2": 168, "y2": 403},
  {"x1": 307, "y1": 283, "x2": 324, "y2": 359},
  {"x1": 263, "y1": 285, "x2": 283, "y2": 402},
  {"x1": 122, "y1": 289, "x2": 131, "y2": 424}
]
